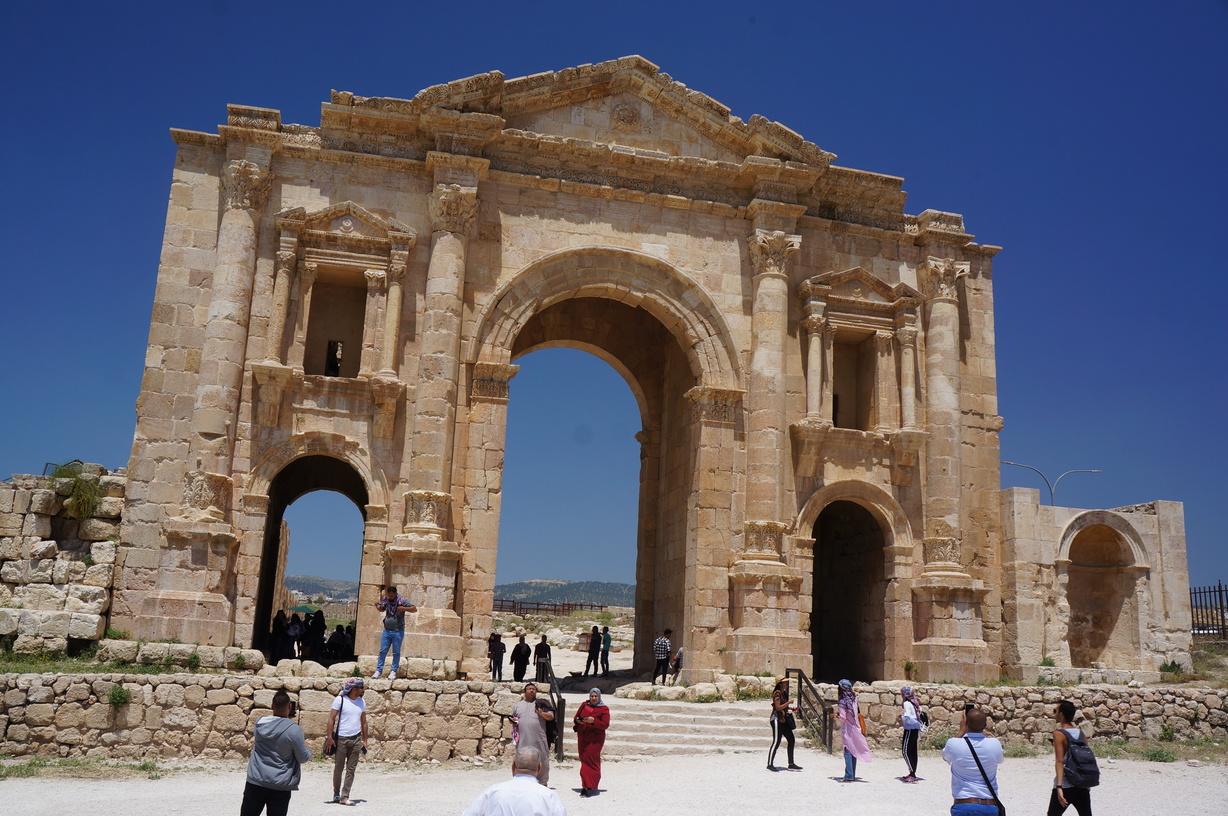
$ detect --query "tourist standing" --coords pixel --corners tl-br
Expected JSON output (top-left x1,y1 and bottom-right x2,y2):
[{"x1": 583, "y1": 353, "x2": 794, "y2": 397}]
[
  {"x1": 942, "y1": 707, "x2": 1005, "y2": 816},
  {"x1": 600, "y1": 626, "x2": 612, "y2": 677},
  {"x1": 1048, "y1": 700, "x2": 1097, "y2": 816},
  {"x1": 270, "y1": 611, "x2": 290, "y2": 664},
  {"x1": 837, "y1": 679, "x2": 872, "y2": 782},
  {"x1": 307, "y1": 610, "x2": 326, "y2": 661},
  {"x1": 573, "y1": 688, "x2": 610, "y2": 797},
  {"x1": 324, "y1": 678, "x2": 368, "y2": 806},
  {"x1": 488, "y1": 633, "x2": 506, "y2": 681},
  {"x1": 767, "y1": 678, "x2": 801, "y2": 771},
  {"x1": 373, "y1": 585, "x2": 416, "y2": 679},
  {"x1": 652, "y1": 628, "x2": 672, "y2": 685},
  {"x1": 900, "y1": 686, "x2": 923, "y2": 782},
  {"x1": 510, "y1": 634, "x2": 533, "y2": 682},
  {"x1": 511, "y1": 683, "x2": 555, "y2": 785},
  {"x1": 461, "y1": 747, "x2": 568, "y2": 816},
  {"x1": 286, "y1": 613, "x2": 303, "y2": 658},
  {"x1": 240, "y1": 689, "x2": 311, "y2": 816},
  {"x1": 584, "y1": 626, "x2": 601, "y2": 676},
  {"x1": 534, "y1": 635, "x2": 552, "y2": 683}
]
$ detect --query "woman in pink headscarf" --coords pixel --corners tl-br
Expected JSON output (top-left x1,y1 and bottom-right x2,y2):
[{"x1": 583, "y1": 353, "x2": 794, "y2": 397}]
[{"x1": 837, "y1": 679, "x2": 872, "y2": 782}]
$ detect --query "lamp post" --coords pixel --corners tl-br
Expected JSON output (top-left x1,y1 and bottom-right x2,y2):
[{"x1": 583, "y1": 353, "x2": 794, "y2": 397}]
[{"x1": 1001, "y1": 461, "x2": 1102, "y2": 506}]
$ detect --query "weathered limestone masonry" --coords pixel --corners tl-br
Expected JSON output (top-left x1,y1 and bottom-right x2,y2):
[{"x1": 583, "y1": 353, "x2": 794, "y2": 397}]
[
  {"x1": 0, "y1": 671, "x2": 518, "y2": 760},
  {"x1": 111, "y1": 55, "x2": 1191, "y2": 684},
  {"x1": 0, "y1": 467, "x2": 123, "y2": 653}
]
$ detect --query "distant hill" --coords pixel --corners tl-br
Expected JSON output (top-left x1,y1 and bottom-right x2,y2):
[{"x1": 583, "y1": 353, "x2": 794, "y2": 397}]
[
  {"x1": 285, "y1": 575, "x2": 359, "y2": 601},
  {"x1": 495, "y1": 580, "x2": 635, "y2": 607}
]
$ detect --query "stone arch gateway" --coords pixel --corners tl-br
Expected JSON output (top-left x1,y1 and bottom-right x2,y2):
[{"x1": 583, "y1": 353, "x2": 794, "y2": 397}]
[{"x1": 112, "y1": 56, "x2": 1192, "y2": 681}]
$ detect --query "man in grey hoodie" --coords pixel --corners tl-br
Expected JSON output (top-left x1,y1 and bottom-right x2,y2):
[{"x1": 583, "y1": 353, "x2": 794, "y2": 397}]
[{"x1": 241, "y1": 689, "x2": 312, "y2": 816}]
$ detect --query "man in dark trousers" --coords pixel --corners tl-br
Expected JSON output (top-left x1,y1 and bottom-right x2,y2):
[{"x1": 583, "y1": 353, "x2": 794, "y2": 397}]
[
  {"x1": 533, "y1": 634, "x2": 552, "y2": 683},
  {"x1": 600, "y1": 625, "x2": 612, "y2": 677},
  {"x1": 509, "y1": 634, "x2": 532, "y2": 682},
  {"x1": 652, "y1": 628, "x2": 672, "y2": 685},
  {"x1": 240, "y1": 689, "x2": 311, "y2": 816}
]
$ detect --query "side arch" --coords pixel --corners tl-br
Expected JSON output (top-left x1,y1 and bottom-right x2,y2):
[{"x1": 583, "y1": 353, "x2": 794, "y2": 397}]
[
  {"x1": 467, "y1": 246, "x2": 744, "y2": 391},
  {"x1": 1057, "y1": 510, "x2": 1149, "y2": 570}
]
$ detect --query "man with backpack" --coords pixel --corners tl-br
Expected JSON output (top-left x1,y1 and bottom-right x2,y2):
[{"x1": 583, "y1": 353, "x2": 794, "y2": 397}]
[{"x1": 1049, "y1": 699, "x2": 1099, "y2": 815}]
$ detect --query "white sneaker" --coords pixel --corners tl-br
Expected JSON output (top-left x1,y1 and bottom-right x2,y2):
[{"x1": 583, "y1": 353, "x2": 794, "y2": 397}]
[{"x1": 371, "y1": 671, "x2": 382, "y2": 679}]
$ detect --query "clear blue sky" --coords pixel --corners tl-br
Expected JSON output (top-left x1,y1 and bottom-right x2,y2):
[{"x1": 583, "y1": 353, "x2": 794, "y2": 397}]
[{"x1": 2, "y1": 2, "x2": 1224, "y2": 588}]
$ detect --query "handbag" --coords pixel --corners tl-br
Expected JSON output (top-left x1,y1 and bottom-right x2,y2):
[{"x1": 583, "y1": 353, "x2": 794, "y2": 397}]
[
  {"x1": 858, "y1": 712, "x2": 866, "y2": 736},
  {"x1": 964, "y1": 736, "x2": 1006, "y2": 816},
  {"x1": 784, "y1": 711, "x2": 796, "y2": 730},
  {"x1": 324, "y1": 695, "x2": 343, "y2": 757}
]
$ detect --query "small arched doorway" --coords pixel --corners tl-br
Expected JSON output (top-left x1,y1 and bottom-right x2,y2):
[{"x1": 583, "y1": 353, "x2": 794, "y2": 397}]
[
  {"x1": 1066, "y1": 524, "x2": 1141, "y2": 668},
  {"x1": 254, "y1": 455, "x2": 369, "y2": 653},
  {"x1": 811, "y1": 500, "x2": 887, "y2": 682}
]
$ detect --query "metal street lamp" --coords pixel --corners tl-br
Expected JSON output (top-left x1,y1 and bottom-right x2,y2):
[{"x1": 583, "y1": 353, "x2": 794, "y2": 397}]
[{"x1": 1001, "y1": 461, "x2": 1102, "y2": 506}]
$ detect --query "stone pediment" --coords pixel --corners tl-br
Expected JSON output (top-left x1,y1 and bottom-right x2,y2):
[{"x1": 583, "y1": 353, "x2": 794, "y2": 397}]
[
  {"x1": 804, "y1": 267, "x2": 921, "y2": 306},
  {"x1": 297, "y1": 201, "x2": 413, "y2": 242}
]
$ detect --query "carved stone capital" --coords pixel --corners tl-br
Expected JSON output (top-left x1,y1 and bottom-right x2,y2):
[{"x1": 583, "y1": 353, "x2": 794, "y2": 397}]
[
  {"x1": 298, "y1": 262, "x2": 318, "y2": 287},
  {"x1": 404, "y1": 490, "x2": 452, "y2": 531},
  {"x1": 748, "y1": 229, "x2": 801, "y2": 278},
  {"x1": 802, "y1": 314, "x2": 826, "y2": 335},
  {"x1": 221, "y1": 159, "x2": 273, "y2": 212},
  {"x1": 896, "y1": 325, "x2": 919, "y2": 347},
  {"x1": 429, "y1": 184, "x2": 479, "y2": 235},
  {"x1": 875, "y1": 330, "x2": 894, "y2": 352},
  {"x1": 251, "y1": 361, "x2": 293, "y2": 426},
  {"x1": 744, "y1": 520, "x2": 788, "y2": 560},
  {"x1": 923, "y1": 257, "x2": 970, "y2": 302},
  {"x1": 364, "y1": 269, "x2": 386, "y2": 289},
  {"x1": 387, "y1": 261, "x2": 408, "y2": 282},
  {"x1": 684, "y1": 386, "x2": 743, "y2": 424},
  {"x1": 370, "y1": 374, "x2": 405, "y2": 438},
  {"x1": 181, "y1": 471, "x2": 232, "y2": 522},
  {"x1": 471, "y1": 362, "x2": 519, "y2": 402},
  {"x1": 276, "y1": 249, "x2": 297, "y2": 272}
]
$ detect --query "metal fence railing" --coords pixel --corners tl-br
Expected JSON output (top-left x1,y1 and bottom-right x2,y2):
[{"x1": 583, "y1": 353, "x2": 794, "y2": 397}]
[
  {"x1": 1191, "y1": 581, "x2": 1227, "y2": 640},
  {"x1": 493, "y1": 599, "x2": 607, "y2": 617}
]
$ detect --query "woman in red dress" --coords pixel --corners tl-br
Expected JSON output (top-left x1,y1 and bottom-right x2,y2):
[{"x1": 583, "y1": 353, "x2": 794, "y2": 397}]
[{"x1": 573, "y1": 687, "x2": 610, "y2": 797}]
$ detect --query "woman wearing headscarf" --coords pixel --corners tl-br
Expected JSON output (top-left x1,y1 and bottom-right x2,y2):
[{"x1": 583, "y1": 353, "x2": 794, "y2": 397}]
[
  {"x1": 573, "y1": 687, "x2": 610, "y2": 797},
  {"x1": 767, "y1": 678, "x2": 801, "y2": 771},
  {"x1": 837, "y1": 679, "x2": 872, "y2": 782},
  {"x1": 899, "y1": 686, "x2": 923, "y2": 782}
]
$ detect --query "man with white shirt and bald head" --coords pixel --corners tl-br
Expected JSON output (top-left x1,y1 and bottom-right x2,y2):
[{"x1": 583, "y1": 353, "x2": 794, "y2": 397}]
[{"x1": 462, "y1": 747, "x2": 567, "y2": 816}]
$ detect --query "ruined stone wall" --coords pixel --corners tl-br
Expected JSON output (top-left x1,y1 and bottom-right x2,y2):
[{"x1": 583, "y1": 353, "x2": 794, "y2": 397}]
[
  {"x1": 0, "y1": 672, "x2": 518, "y2": 761},
  {"x1": 0, "y1": 467, "x2": 123, "y2": 652}
]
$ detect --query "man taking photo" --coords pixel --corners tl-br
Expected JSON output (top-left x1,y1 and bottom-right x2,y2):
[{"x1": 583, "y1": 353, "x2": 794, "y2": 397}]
[{"x1": 240, "y1": 689, "x2": 311, "y2": 816}]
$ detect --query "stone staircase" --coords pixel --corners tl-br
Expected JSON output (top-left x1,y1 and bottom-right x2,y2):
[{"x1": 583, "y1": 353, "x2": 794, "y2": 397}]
[{"x1": 562, "y1": 693, "x2": 774, "y2": 759}]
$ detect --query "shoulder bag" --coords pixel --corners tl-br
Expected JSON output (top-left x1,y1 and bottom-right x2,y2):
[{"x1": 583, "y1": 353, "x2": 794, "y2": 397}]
[{"x1": 964, "y1": 737, "x2": 1006, "y2": 816}]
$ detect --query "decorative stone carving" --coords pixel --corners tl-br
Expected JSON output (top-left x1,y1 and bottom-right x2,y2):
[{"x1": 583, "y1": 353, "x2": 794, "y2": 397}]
[
  {"x1": 369, "y1": 374, "x2": 406, "y2": 438},
  {"x1": 470, "y1": 362, "x2": 519, "y2": 402},
  {"x1": 221, "y1": 159, "x2": 272, "y2": 212},
  {"x1": 924, "y1": 537, "x2": 960, "y2": 567},
  {"x1": 429, "y1": 184, "x2": 479, "y2": 235},
  {"x1": 744, "y1": 520, "x2": 788, "y2": 560},
  {"x1": 684, "y1": 386, "x2": 743, "y2": 424},
  {"x1": 405, "y1": 490, "x2": 452, "y2": 531},
  {"x1": 874, "y1": 329, "x2": 894, "y2": 352},
  {"x1": 748, "y1": 229, "x2": 801, "y2": 277},
  {"x1": 182, "y1": 471, "x2": 232, "y2": 521},
  {"x1": 364, "y1": 269, "x2": 386, "y2": 289},
  {"x1": 896, "y1": 325, "x2": 918, "y2": 347},
  {"x1": 923, "y1": 257, "x2": 970, "y2": 301},
  {"x1": 250, "y1": 361, "x2": 293, "y2": 427}
]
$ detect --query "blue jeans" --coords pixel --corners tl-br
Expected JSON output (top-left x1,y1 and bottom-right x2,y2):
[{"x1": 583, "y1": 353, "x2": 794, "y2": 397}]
[
  {"x1": 378, "y1": 628, "x2": 403, "y2": 674},
  {"x1": 843, "y1": 748, "x2": 857, "y2": 779},
  {"x1": 951, "y1": 805, "x2": 998, "y2": 816}
]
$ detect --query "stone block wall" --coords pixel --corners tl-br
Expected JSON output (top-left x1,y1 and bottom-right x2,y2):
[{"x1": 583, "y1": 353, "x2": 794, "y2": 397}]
[
  {"x1": 0, "y1": 466, "x2": 124, "y2": 652},
  {"x1": 0, "y1": 672, "x2": 519, "y2": 761}
]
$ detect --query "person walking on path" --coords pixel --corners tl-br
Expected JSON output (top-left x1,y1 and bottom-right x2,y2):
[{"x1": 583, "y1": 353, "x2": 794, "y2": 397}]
[
  {"x1": 324, "y1": 678, "x2": 368, "y2": 806},
  {"x1": 373, "y1": 585, "x2": 416, "y2": 679},
  {"x1": 461, "y1": 747, "x2": 568, "y2": 816},
  {"x1": 599, "y1": 626, "x2": 612, "y2": 677},
  {"x1": 534, "y1": 635, "x2": 552, "y2": 683},
  {"x1": 1048, "y1": 700, "x2": 1096, "y2": 816},
  {"x1": 583, "y1": 626, "x2": 601, "y2": 677},
  {"x1": 511, "y1": 683, "x2": 555, "y2": 786},
  {"x1": 652, "y1": 628, "x2": 672, "y2": 685},
  {"x1": 510, "y1": 634, "x2": 533, "y2": 682},
  {"x1": 240, "y1": 689, "x2": 311, "y2": 816},
  {"x1": 836, "y1": 679, "x2": 872, "y2": 782},
  {"x1": 767, "y1": 679, "x2": 801, "y2": 771},
  {"x1": 900, "y1": 686, "x2": 923, "y2": 782},
  {"x1": 573, "y1": 687, "x2": 610, "y2": 797},
  {"x1": 942, "y1": 707, "x2": 1005, "y2": 816},
  {"x1": 488, "y1": 633, "x2": 506, "y2": 682}
]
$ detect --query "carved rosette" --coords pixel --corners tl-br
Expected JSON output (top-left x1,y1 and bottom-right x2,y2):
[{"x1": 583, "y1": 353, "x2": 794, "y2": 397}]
[
  {"x1": 221, "y1": 159, "x2": 273, "y2": 212},
  {"x1": 429, "y1": 184, "x2": 479, "y2": 235},
  {"x1": 744, "y1": 520, "x2": 788, "y2": 561},
  {"x1": 684, "y1": 386, "x2": 743, "y2": 424},
  {"x1": 923, "y1": 257, "x2": 970, "y2": 301},
  {"x1": 471, "y1": 362, "x2": 520, "y2": 402},
  {"x1": 404, "y1": 490, "x2": 452, "y2": 531},
  {"x1": 182, "y1": 470, "x2": 232, "y2": 521},
  {"x1": 749, "y1": 229, "x2": 801, "y2": 278}
]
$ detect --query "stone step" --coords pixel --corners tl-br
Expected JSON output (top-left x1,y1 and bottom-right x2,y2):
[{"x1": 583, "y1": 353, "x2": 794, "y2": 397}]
[
  {"x1": 603, "y1": 720, "x2": 764, "y2": 736},
  {"x1": 603, "y1": 729, "x2": 768, "y2": 748}
]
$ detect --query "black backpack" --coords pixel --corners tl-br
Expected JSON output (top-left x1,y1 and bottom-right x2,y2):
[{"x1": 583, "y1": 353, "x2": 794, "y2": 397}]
[{"x1": 1062, "y1": 729, "x2": 1100, "y2": 788}]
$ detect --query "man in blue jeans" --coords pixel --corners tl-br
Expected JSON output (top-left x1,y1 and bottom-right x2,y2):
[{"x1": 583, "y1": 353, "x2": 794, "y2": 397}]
[
  {"x1": 373, "y1": 585, "x2": 416, "y2": 678},
  {"x1": 942, "y1": 707, "x2": 1005, "y2": 815}
]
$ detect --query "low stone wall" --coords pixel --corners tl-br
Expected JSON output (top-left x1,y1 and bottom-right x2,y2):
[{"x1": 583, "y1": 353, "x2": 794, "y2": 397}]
[
  {"x1": 0, "y1": 466, "x2": 124, "y2": 652},
  {"x1": 0, "y1": 672, "x2": 521, "y2": 761},
  {"x1": 97, "y1": 640, "x2": 265, "y2": 673}
]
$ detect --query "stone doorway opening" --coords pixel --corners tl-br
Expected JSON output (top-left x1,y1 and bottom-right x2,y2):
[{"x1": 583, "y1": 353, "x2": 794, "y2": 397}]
[
  {"x1": 1066, "y1": 524, "x2": 1141, "y2": 668},
  {"x1": 811, "y1": 500, "x2": 888, "y2": 682},
  {"x1": 254, "y1": 455, "x2": 369, "y2": 654}
]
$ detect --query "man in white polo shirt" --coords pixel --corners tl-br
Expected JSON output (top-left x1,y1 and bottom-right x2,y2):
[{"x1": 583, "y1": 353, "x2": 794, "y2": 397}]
[
  {"x1": 462, "y1": 746, "x2": 568, "y2": 816},
  {"x1": 942, "y1": 707, "x2": 1005, "y2": 816}
]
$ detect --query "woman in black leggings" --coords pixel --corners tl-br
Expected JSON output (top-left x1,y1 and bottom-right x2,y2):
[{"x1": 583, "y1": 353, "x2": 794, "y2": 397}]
[
  {"x1": 767, "y1": 679, "x2": 801, "y2": 770},
  {"x1": 1048, "y1": 700, "x2": 1094, "y2": 815}
]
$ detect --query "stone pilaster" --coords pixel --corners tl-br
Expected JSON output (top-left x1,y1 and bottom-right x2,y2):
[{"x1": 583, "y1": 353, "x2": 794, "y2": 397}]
[
  {"x1": 896, "y1": 323, "x2": 919, "y2": 430},
  {"x1": 265, "y1": 249, "x2": 295, "y2": 365},
  {"x1": 873, "y1": 330, "x2": 897, "y2": 433},
  {"x1": 359, "y1": 269, "x2": 386, "y2": 378},
  {"x1": 377, "y1": 258, "x2": 408, "y2": 375},
  {"x1": 287, "y1": 262, "x2": 317, "y2": 372}
]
